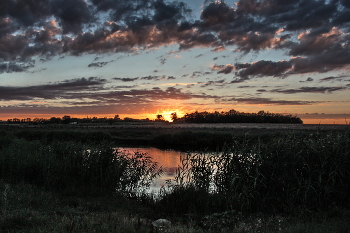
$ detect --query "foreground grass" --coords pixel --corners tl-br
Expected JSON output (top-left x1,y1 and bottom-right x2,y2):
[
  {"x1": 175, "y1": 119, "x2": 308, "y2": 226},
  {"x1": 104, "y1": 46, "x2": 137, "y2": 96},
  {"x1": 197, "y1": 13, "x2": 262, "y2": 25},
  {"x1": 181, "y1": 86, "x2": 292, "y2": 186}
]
[{"x1": 1, "y1": 181, "x2": 349, "y2": 233}]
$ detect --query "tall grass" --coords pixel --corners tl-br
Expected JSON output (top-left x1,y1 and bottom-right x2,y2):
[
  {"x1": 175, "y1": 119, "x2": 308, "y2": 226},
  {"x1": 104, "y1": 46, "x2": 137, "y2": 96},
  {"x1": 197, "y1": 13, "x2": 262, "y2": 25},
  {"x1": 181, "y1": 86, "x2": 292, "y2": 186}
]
[
  {"x1": 159, "y1": 130, "x2": 350, "y2": 215},
  {"x1": 0, "y1": 138, "x2": 162, "y2": 196}
]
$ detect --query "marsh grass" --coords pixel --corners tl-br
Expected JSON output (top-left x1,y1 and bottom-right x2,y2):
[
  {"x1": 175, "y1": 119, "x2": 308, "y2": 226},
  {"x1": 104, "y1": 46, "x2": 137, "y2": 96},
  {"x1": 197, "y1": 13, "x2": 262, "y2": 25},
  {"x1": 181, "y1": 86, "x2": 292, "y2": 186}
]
[
  {"x1": 0, "y1": 138, "x2": 162, "y2": 196},
  {"x1": 160, "y1": 130, "x2": 350, "y2": 216},
  {"x1": 0, "y1": 127, "x2": 350, "y2": 232}
]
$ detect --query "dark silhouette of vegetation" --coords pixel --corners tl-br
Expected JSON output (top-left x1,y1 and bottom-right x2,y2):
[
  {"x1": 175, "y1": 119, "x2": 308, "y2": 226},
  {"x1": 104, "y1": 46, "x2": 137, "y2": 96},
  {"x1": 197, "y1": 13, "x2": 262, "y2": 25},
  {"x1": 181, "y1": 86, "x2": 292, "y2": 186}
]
[
  {"x1": 3, "y1": 109, "x2": 303, "y2": 125},
  {"x1": 155, "y1": 114, "x2": 166, "y2": 122},
  {"x1": 159, "y1": 130, "x2": 350, "y2": 216},
  {"x1": 174, "y1": 109, "x2": 303, "y2": 124},
  {"x1": 5, "y1": 115, "x2": 154, "y2": 125},
  {"x1": 0, "y1": 125, "x2": 349, "y2": 232}
]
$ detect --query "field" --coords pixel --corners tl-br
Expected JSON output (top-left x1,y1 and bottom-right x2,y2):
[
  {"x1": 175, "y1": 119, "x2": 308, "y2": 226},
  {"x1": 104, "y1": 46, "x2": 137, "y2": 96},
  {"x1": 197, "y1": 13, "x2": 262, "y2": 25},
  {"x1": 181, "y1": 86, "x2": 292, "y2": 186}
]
[{"x1": 0, "y1": 122, "x2": 349, "y2": 232}]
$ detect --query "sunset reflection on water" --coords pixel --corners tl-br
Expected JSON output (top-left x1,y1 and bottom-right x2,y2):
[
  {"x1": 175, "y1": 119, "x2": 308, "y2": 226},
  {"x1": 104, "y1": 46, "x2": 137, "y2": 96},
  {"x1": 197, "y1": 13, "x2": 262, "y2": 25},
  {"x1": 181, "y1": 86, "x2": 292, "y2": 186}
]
[{"x1": 118, "y1": 147, "x2": 184, "y2": 193}]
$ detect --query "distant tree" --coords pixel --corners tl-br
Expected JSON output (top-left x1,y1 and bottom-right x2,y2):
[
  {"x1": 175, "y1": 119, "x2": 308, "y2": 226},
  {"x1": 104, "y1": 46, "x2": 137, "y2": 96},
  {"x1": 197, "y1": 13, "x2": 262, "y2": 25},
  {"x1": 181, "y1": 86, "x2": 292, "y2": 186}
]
[
  {"x1": 171, "y1": 112, "x2": 178, "y2": 122},
  {"x1": 178, "y1": 109, "x2": 303, "y2": 124},
  {"x1": 49, "y1": 117, "x2": 61, "y2": 124},
  {"x1": 12, "y1": 118, "x2": 20, "y2": 123},
  {"x1": 62, "y1": 115, "x2": 71, "y2": 124},
  {"x1": 156, "y1": 114, "x2": 165, "y2": 121}
]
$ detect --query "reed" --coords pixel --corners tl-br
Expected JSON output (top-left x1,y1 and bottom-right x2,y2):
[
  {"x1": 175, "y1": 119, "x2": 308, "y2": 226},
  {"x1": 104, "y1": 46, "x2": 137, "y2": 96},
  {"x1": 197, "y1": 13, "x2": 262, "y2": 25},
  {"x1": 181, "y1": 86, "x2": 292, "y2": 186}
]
[
  {"x1": 0, "y1": 139, "x2": 162, "y2": 196},
  {"x1": 160, "y1": 130, "x2": 350, "y2": 215}
]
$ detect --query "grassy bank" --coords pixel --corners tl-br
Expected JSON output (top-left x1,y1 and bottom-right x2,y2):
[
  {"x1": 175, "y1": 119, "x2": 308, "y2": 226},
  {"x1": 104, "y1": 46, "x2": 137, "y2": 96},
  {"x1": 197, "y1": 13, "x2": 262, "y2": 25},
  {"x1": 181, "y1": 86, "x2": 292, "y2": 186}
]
[{"x1": 0, "y1": 125, "x2": 349, "y2": 232}]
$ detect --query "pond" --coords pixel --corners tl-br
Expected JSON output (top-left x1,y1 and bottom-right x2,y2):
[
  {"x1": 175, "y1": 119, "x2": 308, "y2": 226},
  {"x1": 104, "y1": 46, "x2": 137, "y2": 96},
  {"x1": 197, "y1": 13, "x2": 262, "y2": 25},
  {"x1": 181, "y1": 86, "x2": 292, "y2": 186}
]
[{"x1": 117, "y1": 147, "x2": 185, "y2": 194}]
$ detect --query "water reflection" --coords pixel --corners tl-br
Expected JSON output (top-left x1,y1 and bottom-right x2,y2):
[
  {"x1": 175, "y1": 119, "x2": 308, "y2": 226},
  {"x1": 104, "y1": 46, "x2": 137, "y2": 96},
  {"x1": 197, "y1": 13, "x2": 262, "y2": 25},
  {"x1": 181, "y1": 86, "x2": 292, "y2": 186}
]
[{"x1": 118, "y1": 147, "x2": 184, "y2": 193}]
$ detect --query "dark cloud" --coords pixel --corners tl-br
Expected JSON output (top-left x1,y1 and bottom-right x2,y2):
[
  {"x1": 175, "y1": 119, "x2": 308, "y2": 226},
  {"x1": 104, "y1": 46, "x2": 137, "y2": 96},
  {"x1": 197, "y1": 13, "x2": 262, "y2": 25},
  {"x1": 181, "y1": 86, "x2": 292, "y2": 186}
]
[
  {"x1": 88, "y1": 61, "x2": 109, "y2": 68},
  {"x1": 0, "y1": 61, "x2": 35, "y2": 73},
  {"x1": 235, "y1": 60, "x2": 292, "y2": 78},
  {"x1": 291, "y1": 48, "x2": 350, "y2": 74},
  {"x1": 217, "y1": 64, "x2": 234, "y2": 74},
  {"x1": 153, "y1": 0, "x2": 190, "y2": 23},
  {"x1": 199, "y1": 79, "x2": 227, "y2": 87},
  {"x1": 319, "y1": 76, "x2": 347, "y2": 82},
  {"x1": 288, "y1": 28, "x2": 345, "y2": 57},
  {"x1": 0, "y1": 77, "x2": 219, "y2": 105},
  {"x1": 306, "y1": 77, "x2": 314, "y2": 82},
  {"x1": 299, "y1": 77, "x2": 314, "y2": 82},
  {"x1": 238, "y1": 86, "x2": 254, "y2": 88},
  {"x1": 51, "y1": 0, "x2": 92, "y2": 34},
  {"x1": 200, "y1": 1, "x2": 236, "y2": 26},
  {"x1": 0, "y1": 77, "x2": 107, "y2": 100},
  {"x1": 78, "y1": 86, "x2": 218, "y2": 104},
  {"x1": 113, "y1": 77, "x2": 139, "y2": 82},
  {"x1": 114, "y1": 85, "x2": 138, "y2": 89},
  {"x1": 271, "y1": 86, "x2": 347, "y2": 94},
  {"x1": 230, "y1": 77, "x2": 250, "y2": 83},
  {"x1": 0, "y1": 0, "x2": 350, "y2": 78},
  {"x1": 226, "y1": 97, "x2": 317, "y2": 105},
  {"x1": 141, "y1": 75, "x2": 161, "y2": 81},
  {"x1": 1, "y1": 0, "x2": 51, "y2": 27}
]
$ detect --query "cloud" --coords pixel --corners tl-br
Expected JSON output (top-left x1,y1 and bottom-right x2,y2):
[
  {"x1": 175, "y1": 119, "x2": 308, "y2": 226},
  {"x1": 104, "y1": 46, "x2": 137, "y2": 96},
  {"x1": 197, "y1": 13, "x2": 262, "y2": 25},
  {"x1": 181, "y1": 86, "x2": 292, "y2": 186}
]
[
  {"x1": 51, "y1": 0, "x2": 93, "y2": 34},
  {"x1": 199, "y1": 79, "x2": 227, "y2": 87},
  {"x1": 0, "y1": 0, "x2": 350, "y2": 78},
  {"x1": 299, "y1": 77, "x2": 314, "y2": 83},
  {"x1": 0, "y1": 77, "x2": 218, "y2": 108},
  {"x1": 217, "y1": 64, "x2": 234, "y2": 74},
  {"x1": 271, "y1": 86, "x2": 347, "y2": 94},
  {"x1": 319, "y1": 76, "x2": 347, "y2": 82},
  {"x1": 235, "y1": 60, "x2": 292, "y2": 78},
  {"x1": 224, "y1": 97, "x2": 318, "y2": 105},
  {"x1": 0, "y1": 60, "x2": 35, "y2": 73},
  {"x1": 230, "y1": 77, "x2": 250, "y2": 83},
  {"x1": 141, "y1": 75, "x2": 161, "y2": 81},
  {"x1": 0, "y1": 77, "x2": 107, "y2": 100},
  {"x1": 211, "y1": 46, "x2": 226, "y2": 52},
  {"x1": 88, "y1": 61, "x2": 109, "y2": 68},
  {"x1": 226, "y1": 97, "x2": 318, "y2": 105},
  {"x1": 113, "y1": 77, "x2": 139, "y2": 82},
  {"x1": 200, "y1": 1, "x2": 236, "y2": 26}
]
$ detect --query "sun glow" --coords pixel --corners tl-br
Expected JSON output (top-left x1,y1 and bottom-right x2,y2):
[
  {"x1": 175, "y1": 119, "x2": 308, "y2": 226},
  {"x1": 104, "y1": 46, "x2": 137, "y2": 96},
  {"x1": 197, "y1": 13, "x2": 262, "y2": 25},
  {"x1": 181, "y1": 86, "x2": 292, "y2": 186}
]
[{"x1": 157, "y1": 110, "x2": 185, "y2": 122}]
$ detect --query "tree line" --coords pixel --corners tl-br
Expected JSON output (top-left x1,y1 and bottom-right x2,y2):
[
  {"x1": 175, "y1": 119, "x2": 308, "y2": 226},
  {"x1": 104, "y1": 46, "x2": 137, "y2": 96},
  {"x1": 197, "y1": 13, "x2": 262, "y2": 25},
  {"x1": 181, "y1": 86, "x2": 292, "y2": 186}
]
[
  {"x1": 4, "y1": 110, "x2": 303, "y2": 124},
  {"x1": 172, "y1": 110, "x2": 303, "y2": 124},
  {"x1": 5, "y1": 115, "x2": 153, "y2": 125}
]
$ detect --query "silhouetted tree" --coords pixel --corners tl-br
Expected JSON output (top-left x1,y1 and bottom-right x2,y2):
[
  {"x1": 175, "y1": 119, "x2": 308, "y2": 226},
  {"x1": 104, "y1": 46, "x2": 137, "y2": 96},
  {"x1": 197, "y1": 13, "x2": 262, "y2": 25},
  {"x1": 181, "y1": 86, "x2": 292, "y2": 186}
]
[
  {"x1": 62, "y1": 115, "x2": 71, "y2": 124},
  {"x1": 177, "y1": 109, "x2": 303, "y2": 124},
  {"x1": 171, "y1": 112, "x2": 178, "y2": 122},
  {"x1": 156, "y1": 114, "x2": 165, "y2": 121}
]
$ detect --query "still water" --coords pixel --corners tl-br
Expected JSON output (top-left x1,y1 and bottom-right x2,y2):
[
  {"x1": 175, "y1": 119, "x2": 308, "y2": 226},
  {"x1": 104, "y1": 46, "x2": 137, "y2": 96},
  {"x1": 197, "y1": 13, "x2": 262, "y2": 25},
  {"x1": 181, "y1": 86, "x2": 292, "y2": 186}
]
[{"x1": 118, "y1": 147, "x2": 184, "y2": 194}]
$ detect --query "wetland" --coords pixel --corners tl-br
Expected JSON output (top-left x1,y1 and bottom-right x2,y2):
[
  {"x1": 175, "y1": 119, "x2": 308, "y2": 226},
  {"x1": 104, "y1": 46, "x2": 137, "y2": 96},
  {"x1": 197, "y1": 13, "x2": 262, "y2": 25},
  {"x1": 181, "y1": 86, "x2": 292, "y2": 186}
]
[{"x1": 0, "y1": 122, "x2": 349, "y2": 232}]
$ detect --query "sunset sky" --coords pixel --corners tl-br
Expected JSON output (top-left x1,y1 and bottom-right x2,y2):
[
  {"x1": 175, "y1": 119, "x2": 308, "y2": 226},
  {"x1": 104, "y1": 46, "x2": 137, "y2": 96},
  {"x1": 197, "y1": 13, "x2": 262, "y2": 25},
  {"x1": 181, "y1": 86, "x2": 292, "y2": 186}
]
[{"x1": 1, "y1": 0, "x2": 350, "y2": 124}]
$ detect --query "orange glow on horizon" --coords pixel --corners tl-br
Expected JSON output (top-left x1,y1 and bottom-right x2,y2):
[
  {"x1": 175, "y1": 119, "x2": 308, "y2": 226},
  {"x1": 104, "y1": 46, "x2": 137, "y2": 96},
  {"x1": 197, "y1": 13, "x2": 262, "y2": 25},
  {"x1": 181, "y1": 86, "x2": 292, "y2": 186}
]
[
  {"x1": 156, "y1": 110, "x2": 186, "y2": 122},
  {"x1": 0, "y1": 111, "x2": 348, "y2": 125}
]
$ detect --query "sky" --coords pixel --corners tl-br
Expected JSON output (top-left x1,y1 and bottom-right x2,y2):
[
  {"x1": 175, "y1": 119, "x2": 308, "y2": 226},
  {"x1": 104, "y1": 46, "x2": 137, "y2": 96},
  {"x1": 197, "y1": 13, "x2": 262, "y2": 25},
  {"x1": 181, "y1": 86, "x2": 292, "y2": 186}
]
[{"x1": 0, "y1": 0, "x2": 350, "y2": 124}]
